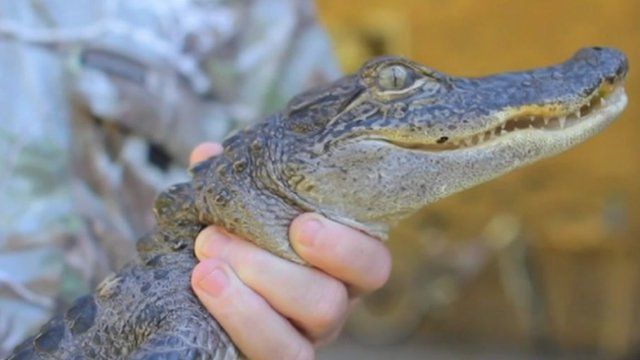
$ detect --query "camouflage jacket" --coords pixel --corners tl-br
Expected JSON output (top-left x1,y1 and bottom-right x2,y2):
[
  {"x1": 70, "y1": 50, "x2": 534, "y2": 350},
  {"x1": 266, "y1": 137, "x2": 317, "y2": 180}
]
[{"x1": 0, "y1": 0, "x2": 339, "y2": 354}]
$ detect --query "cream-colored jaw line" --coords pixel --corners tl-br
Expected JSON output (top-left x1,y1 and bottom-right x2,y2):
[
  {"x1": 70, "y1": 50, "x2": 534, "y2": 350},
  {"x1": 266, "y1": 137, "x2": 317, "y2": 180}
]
[{"x1": 386, "y1": 84, "x2": 626, "y2": 152}]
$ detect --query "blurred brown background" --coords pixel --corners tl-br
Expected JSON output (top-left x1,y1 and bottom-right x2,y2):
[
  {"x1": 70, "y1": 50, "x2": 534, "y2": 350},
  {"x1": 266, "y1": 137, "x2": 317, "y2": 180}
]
[{"x1": 316, "y1": 0, "x2": 640, "y2": 358}]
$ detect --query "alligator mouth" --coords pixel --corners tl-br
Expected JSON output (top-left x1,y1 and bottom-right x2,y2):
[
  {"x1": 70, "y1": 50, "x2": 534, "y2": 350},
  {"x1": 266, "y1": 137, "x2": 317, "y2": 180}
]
[{"x1": 390, "y1": 82, "x2": 625, "y2": 152}]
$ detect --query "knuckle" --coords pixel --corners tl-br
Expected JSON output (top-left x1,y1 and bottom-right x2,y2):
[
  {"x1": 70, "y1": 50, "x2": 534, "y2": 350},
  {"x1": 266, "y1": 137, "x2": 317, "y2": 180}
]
[
  {"x1": 238, "y1": 246, "x2": 269, "y2": 277},
  {"x1": 348, "y1": 241, "x2": 392, "y2": 293},
  {"x1": 241, "y1": 246, "x2": 265, "y2": 268},
  {"x1": 309, "y1": 279, "x2": 348, "y2": 329},
  {"x1": 314, "y1": 326, "x2": 342, "y2": 348},
  {"x1": 367, "y1": 248, "x2": 392, "y2": 291},
  {"x1": 287, "y1": 341, "x2": 314, "y2": 360}
]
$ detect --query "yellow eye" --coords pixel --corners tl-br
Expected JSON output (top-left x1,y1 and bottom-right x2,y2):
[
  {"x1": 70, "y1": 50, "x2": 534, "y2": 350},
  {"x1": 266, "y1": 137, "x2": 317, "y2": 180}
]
[{"x1": 378, "y1": 65, "x2": 411, "y2": 90}]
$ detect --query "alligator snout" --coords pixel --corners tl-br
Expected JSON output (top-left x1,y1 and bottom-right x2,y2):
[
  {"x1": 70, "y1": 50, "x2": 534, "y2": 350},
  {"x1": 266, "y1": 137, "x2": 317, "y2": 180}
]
[{"x1": 573, "y1": 47, "x2": 629, "y2": 84}]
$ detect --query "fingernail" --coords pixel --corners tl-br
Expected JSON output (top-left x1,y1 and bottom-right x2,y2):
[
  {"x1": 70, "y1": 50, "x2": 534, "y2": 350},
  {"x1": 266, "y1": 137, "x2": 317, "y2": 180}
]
[
  {"x1": 197, "y1": 266, "x2": 229, "y2": 298},
  {"x1": 296, "y1": 218, "x2": 323, "y2": 248},
  {"x1": 196, "y1": 227, "x2": 231, "y2": 259}
]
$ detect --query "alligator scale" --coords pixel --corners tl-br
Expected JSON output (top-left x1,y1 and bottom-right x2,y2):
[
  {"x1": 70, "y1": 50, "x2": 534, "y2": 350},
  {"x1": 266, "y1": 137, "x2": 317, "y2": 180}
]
[{"x1": 10, "y1": 47, "x2": 628, "y2": 359}]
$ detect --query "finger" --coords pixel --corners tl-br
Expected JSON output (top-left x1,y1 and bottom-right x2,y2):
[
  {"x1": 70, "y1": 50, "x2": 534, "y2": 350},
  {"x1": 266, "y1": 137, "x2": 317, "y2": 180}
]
[
  {"x1": 290, "y1": 213, "x2": 392, "y2": 296},
  {"x1": 192, "y1": 259, "x2": 314, "y2": 360},
  {"x1": 189, "y1": 142, "x2": 223, "y2": 165},
  {"x1": 195, "y1": 226, "x2": 349, "y2": 343},
  {"x1": 314, "y1": 299, "x2": 361, "y2": 347}
]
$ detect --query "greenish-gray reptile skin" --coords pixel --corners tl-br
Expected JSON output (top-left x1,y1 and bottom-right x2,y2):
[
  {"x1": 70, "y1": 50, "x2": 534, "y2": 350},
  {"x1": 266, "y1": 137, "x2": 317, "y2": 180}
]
[{"x1": 9, "y1": 47, "x2": 629, "y2": 359}]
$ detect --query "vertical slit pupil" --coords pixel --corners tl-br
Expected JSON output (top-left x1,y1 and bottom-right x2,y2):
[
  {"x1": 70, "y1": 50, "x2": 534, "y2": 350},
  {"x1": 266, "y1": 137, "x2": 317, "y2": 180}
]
[{"x1": 393, "y1": 68, "x2": 400, "y2": 88}]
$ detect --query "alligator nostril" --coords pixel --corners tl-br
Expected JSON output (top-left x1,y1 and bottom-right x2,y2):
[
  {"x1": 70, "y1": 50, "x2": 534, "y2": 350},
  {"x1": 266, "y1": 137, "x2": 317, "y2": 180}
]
[
  {"x1": 616, "y1": 59, "x2": 629, "y2": 78},
  {"x1": 592, "y1": 46, "x2": 603, "y2": 51}
]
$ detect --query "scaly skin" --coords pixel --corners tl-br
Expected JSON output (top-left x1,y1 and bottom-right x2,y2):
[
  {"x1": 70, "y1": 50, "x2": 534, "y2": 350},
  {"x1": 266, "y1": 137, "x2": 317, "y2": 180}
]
[{"x1": 10, "y1": 47, "x2": 628, "y2": 359}]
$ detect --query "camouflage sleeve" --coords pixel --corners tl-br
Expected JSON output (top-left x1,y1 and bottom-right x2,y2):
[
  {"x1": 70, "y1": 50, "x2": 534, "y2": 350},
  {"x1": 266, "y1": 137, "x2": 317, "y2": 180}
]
[{"x1": 0, "y1": 0, "x2": 340, "y2": 356}]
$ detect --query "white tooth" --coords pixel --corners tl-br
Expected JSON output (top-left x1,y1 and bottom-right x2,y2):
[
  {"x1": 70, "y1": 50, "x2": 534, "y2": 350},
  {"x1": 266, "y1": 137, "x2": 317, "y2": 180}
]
[
  {"x1": 544, "y1": 117, "x2": 550, "y2": 125},
  {"x1": 559, "y1": 117, "x2": 566, "y2": 128},
  {"x1": 574, "y1": 111, "x2": 580, "y2": 118},
  {"x1": 600, "y1": 97, "x2": 606, "y2": 105}
]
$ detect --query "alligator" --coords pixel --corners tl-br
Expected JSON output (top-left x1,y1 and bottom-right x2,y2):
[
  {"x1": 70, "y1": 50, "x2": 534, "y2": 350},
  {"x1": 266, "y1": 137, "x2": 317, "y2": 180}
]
[{"x1": 9, "y1": 47, "x2": 628, "y2": 359}]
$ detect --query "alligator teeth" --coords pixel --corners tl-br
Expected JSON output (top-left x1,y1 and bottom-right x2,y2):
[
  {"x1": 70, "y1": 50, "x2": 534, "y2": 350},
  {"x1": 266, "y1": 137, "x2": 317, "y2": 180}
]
[
  {"x1": 559, "y1": 117, "x2": 566, "y2": 128},
  {"x1": 580, "y1": 105, "x2": 591, "y2": 117},
  {"x1": 430, "y1": 90, "x2": 612, "y2": 151},
  {"x1": 483, "y1": 131, "x2": 492, "y2": 141}
]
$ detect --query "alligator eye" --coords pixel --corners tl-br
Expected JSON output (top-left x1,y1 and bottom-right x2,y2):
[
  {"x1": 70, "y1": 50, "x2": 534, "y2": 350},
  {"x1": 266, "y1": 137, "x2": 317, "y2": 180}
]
[{"x1": 378, "y1": 65, "x2": 412, "y2": 90}]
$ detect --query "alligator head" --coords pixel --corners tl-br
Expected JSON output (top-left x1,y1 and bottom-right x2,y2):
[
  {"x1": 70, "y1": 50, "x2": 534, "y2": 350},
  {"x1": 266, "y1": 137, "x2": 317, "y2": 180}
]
[{"x1": 195, "y1": 47, "x2": 628, "y2": 262}]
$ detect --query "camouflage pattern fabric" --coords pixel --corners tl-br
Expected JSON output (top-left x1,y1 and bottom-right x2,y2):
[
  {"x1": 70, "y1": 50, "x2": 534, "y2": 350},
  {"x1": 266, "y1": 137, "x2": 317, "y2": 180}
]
[{"x1": 0, "y1": 0, "x2": 339, "y2": 355}]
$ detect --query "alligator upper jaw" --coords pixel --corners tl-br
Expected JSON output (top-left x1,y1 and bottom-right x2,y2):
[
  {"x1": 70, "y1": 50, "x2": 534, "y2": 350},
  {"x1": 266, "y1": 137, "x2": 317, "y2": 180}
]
[{"x1": 387, "y1": 83, "x2": 627, "y2": 153}]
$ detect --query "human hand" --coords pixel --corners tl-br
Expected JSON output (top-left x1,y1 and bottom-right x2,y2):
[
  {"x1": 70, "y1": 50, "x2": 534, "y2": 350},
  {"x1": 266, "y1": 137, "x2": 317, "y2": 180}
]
[{"x1": 189, "y1": 142, "x2": 392, "y2": 360}]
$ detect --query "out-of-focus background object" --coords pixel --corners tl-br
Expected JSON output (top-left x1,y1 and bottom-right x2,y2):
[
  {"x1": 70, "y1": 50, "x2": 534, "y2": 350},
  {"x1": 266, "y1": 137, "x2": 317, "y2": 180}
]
[
  {"x1": 0, "y1": 0, "x2": 339, "y2": 355},
  {"x1": 315, "y1": 0, "x2": 639, "y2": 359}
]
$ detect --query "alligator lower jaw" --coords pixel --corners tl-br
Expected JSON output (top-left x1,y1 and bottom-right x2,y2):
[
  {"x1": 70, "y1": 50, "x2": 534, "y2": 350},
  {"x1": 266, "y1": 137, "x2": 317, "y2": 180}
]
[{"x1": 394, "y1": 84, "x2": 626, "y2": 152}]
